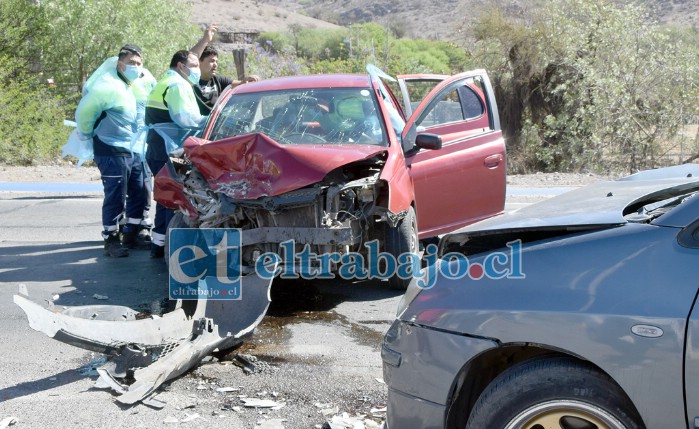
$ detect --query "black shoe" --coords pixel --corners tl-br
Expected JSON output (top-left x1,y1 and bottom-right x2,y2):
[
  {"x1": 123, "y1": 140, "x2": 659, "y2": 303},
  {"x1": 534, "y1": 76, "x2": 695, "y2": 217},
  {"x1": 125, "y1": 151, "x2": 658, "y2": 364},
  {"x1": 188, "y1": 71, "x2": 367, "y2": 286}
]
[
  {"x1": 137, "y1": 227, "x2": 152, "y2": 242},
  {"x1": 104, "y1": 233, "x2": 129, "y2": 257},
  {"x1": 122, "y1": 230, "x2": 151, "y2": 250},
  {"x1": 150, "y1": 244, "x2": 164, "y2": 259}
]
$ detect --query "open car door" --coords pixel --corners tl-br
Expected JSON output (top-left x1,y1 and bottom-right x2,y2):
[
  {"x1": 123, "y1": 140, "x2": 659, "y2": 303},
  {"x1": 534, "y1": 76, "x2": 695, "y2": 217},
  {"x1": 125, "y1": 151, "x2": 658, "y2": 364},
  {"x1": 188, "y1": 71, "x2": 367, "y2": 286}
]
[{"x1": 400, "y1": 70, "x2": 506, "y2": 238}]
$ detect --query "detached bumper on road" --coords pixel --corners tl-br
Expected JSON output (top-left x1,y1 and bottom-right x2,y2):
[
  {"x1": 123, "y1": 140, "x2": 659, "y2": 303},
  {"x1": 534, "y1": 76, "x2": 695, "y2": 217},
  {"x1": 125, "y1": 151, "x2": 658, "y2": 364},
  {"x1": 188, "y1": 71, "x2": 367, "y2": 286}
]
[{"x1": 381, "y1": 320, "x2": 498, "y2": 429}]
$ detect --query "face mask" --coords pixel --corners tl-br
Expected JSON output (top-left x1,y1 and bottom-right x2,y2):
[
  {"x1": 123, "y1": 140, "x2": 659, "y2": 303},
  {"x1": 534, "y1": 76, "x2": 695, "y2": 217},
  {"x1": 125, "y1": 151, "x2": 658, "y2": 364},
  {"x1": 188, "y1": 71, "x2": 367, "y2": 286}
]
[
  {"x1": 187, "y1": 67, "x2": 201, "y2": 85},
  {"x1": 123, "y1": 65, "x2": 141, "y2": 82}
]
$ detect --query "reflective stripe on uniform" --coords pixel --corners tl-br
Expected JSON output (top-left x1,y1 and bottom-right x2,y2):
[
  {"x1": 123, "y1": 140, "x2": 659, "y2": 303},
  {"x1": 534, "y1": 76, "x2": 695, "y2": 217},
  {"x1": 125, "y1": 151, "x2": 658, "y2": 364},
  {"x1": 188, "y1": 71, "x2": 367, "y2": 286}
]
[{"x1": 151, "y1": 232, "x2": 166, "y2": 246}]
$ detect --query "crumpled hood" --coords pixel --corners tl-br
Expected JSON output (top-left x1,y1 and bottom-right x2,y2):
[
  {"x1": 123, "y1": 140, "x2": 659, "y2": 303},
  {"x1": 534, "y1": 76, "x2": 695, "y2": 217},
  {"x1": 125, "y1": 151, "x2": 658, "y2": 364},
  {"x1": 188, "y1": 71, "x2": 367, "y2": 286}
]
[
  {"x1": 184, "y1": 134, "x2": 387, "y2": 199},
  {"x1": 447, "y1": 164, "x2": 699, "y2": 238}
]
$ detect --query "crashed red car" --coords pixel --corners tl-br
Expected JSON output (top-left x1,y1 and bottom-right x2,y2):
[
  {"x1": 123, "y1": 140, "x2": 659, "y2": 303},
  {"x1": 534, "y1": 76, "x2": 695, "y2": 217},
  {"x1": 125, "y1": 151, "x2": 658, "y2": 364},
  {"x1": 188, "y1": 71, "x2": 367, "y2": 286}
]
[{"x1": 155, "y1": 67, "x2": 506, "y2": 288}]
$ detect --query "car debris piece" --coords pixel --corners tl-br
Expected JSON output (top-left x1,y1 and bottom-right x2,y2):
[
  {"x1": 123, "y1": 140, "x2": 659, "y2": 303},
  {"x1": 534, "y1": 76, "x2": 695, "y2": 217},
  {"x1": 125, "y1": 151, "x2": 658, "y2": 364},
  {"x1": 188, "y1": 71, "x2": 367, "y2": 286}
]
[
  {"x1": 321, "y1": 413, "x2": 380, "y2": 429},
  {"x1": 257, "y1": 418, "x2": 287, "y2": 429},
  {"x1": 216, "y1": 386, "x2": 239, "y2": 393},
  {"x1": 241, "y1": 397, "x2": 285, "y2": 409},
  {"x1": 0, "y1": 417, "x2": 18, "y2": 429},
  {"x1": 181, "y1": 413, "x2": 201, "y2": 423},
  {"x1": 13, "y1": 265, "x2": 276, "y2": 406}
]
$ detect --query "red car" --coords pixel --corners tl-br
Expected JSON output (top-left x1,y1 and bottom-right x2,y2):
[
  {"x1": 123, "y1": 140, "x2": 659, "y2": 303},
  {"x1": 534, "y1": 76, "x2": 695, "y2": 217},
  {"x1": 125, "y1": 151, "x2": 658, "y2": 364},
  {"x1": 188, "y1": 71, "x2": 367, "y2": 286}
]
[{"x1": 155, "y1": 67, "x2": 506, "y2": 288}]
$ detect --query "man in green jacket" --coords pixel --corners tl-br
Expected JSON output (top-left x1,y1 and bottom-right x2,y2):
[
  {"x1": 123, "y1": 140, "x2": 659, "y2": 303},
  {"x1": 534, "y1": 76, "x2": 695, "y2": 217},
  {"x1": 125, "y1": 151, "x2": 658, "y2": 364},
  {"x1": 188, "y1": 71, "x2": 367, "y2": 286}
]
[{"x1": 145, "y1": 50, "x2": 206, "y2": 258}]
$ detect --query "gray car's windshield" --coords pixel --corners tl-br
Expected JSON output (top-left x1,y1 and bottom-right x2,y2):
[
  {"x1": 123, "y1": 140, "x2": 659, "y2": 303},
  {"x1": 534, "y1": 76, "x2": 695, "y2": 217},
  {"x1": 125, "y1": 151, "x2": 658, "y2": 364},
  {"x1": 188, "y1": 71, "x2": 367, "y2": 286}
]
[{"x1": 208, "y1": 88, "x2": 386, "y2": 146}]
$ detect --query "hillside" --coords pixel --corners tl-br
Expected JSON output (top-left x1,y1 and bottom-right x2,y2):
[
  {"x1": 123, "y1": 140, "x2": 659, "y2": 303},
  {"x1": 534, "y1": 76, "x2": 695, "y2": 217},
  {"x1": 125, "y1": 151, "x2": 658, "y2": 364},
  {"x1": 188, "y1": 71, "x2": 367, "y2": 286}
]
[
  {"x1": 187, "y1": 0, "x2": 343, "y2": 34},
  {"x1": 193, "y1": 0, "x2": 699, "y2": 41}
]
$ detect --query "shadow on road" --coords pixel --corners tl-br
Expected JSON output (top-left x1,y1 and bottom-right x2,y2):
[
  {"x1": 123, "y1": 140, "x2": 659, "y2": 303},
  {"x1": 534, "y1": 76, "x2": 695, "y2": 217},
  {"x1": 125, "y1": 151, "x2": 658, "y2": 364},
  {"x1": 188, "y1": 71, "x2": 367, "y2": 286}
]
[
  {"x1": 0, "y1": 368, "x2": 87, "y2": 404},
  {"x1": 0, "y1": 241, "x2": 168, "y2": 309},
  {"x1": 268, "y1": 278, "x2": 402, "y2": 316}
]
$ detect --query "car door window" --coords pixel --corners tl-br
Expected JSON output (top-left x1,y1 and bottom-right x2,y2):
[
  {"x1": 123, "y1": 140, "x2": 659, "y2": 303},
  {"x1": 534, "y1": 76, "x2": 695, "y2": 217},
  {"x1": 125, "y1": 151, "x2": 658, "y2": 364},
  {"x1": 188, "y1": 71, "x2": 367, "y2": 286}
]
[
  {"x1": 407, "y1": 75, "x2": 491, "y2": 149},
  {"x1": 459, "y1": 85, "x2": 485, "y2": 119},
  {"x1": 417, "y1": 83, "x2": 484, "y2": 129}
]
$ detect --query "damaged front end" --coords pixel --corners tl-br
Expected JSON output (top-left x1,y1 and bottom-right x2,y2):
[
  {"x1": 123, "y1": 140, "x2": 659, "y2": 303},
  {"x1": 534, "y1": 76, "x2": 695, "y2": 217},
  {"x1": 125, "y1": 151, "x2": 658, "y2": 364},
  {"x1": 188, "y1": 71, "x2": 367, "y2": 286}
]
[
  {"x1": 159, "y1": 133, "x2": 394, "y2": 275},
  {"x1": 13, "y1": 266, "x2": 275, "y2": 407}
]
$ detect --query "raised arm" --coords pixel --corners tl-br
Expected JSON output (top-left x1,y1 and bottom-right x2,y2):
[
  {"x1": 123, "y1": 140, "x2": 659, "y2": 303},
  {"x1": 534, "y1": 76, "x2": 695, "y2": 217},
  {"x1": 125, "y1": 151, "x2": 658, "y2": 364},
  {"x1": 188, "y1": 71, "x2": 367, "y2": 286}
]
[{"x1": 190, "y1": 23, "x2": 217, "y2": 59}]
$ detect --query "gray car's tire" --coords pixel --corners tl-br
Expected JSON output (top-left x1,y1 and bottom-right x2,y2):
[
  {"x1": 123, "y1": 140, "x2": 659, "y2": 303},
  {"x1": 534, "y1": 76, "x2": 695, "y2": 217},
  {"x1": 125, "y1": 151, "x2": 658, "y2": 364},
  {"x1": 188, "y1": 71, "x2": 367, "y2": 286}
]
[
  {"x1": 164, "y1": 212, "x2": 190, "y2": 267},
  {"x1": 383, "y1": 206, "x2": 418, "y2": 290},
  {"x1": 466, "y1": 356, "x2": 644, "y2": 429}
]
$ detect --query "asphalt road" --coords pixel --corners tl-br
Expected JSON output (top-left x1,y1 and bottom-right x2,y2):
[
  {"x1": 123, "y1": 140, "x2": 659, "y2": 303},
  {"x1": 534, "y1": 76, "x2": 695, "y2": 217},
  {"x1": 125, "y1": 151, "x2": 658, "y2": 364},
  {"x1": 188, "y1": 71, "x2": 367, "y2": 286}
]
[{"x1": 0, "y1": 187, "x2": 553, "y2": 428}]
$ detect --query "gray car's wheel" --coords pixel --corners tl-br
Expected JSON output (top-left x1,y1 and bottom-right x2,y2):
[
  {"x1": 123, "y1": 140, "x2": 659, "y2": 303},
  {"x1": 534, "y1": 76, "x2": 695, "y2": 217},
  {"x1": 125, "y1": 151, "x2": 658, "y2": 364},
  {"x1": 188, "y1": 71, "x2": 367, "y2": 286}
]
[
  {"x1": 383, "y1": 206, "x2": 418, "y2": 290},
  {"x1": 466, "y1": 356, "x2": 644, "y2": 429}
]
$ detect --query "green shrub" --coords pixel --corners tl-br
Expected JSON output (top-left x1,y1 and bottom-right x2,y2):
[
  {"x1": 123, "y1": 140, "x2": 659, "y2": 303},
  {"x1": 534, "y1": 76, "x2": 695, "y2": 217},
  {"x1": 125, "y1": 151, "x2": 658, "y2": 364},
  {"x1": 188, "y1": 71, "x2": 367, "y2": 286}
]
[{"x1": 0, "y1": 59, "x2": 72, "y2": 165}]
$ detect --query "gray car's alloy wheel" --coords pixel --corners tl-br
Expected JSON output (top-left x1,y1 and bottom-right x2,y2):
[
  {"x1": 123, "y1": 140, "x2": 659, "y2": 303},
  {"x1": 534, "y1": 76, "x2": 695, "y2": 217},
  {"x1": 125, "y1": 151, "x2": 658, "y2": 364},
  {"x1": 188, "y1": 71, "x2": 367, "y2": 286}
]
[
  {"x1": 466, "y1": 356, "x2": 644, "y2": 429},
  {"x1": 504, "y1": 400, "x2": 626, "y2": 429}
]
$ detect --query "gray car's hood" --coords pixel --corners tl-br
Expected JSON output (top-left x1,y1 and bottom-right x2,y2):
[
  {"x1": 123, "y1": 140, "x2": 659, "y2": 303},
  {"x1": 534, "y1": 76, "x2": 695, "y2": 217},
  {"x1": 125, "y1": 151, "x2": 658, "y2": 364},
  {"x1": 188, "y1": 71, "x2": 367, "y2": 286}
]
[{"x1": 446, "y1": 164, "x2": 699, "y2": 240}]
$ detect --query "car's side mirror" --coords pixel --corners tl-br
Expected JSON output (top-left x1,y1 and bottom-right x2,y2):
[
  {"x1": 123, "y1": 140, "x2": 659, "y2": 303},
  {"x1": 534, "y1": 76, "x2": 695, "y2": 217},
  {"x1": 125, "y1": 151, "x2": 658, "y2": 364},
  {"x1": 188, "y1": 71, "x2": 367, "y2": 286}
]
[{"x1": 415, "y1": 133, "x2": 442, "y2": 150}]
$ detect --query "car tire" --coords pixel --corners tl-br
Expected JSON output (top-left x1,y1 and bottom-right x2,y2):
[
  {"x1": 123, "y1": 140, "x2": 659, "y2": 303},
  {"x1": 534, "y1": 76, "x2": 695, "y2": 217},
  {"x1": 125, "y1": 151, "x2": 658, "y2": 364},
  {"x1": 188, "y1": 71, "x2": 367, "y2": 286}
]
[
  {"x1": 164, "y1": 212, "x2": 190, "y2": 267},
  {"x1": 466, "y1": 355, "x2": 644, "y2": 429},
  {"x1": 384, "y1": 206, "x2": 418, "y2": 290}
]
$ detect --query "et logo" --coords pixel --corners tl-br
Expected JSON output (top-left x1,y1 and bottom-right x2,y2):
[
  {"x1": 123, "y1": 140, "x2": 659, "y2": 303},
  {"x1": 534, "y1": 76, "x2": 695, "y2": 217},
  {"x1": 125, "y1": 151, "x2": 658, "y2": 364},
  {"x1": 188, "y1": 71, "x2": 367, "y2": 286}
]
[{"x1": 168, "y1": 229, "x2": 242, "y2": 300}]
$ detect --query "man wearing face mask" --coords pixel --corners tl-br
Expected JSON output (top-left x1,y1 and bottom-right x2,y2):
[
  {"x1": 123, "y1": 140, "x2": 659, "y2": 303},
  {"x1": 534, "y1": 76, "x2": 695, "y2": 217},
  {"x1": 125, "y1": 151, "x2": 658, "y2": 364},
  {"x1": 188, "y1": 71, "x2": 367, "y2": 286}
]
[
  {"x1": 75, "y1": 44, "x2": 149, "y2": 258},
  {"x1": 145, "y1": 50, "x2": 206, "y2": 258}
]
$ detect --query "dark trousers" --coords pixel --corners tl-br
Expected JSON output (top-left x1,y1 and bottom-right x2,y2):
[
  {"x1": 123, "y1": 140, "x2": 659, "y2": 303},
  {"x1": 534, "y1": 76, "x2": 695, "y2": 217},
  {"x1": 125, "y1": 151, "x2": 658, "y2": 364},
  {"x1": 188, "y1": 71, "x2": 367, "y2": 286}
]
[
  {"x1": 94, "y1": 154, "x2": 146, "y2": 236},
  {"x1": 146, "y1": 158, "x2": 173, "y2": 247}
]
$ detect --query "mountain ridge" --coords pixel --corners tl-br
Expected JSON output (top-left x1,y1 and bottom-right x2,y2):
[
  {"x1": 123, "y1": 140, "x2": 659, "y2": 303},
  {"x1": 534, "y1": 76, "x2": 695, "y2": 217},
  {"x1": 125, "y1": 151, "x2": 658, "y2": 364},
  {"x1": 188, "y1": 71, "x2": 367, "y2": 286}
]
[{"x1": 188, "y1": 0, "x2": 699, "y2": 41}]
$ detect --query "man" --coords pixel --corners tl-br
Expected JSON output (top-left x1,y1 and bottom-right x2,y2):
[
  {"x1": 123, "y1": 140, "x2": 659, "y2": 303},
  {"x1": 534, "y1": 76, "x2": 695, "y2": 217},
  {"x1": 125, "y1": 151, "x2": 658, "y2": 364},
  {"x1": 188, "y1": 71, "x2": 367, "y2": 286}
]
[
  {"x1": 75, "y1": 45, "x2": 149, "y2": 257},
  {"x1": 191, "y1": 24, "x2": 260, "y2": 115},
  {"x1": 145, "y1": 50, "x2": 207, "y2": 258}
]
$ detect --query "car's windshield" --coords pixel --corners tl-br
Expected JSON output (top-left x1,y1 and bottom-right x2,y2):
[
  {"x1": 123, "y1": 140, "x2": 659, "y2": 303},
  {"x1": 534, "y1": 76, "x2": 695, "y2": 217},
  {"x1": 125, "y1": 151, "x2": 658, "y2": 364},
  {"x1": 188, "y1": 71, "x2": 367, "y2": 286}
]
[{"x1": 208, "y1": 88, "x2": 387, "y2": 146}]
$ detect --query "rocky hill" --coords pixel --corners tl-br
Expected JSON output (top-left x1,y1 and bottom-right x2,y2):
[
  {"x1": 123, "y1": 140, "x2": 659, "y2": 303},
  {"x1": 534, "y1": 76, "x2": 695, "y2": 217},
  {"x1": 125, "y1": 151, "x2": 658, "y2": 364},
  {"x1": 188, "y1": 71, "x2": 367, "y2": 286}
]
[
  {"x1": 190, "y1": 0, "x2": 699, "y2": 42},
  {"x1": 188, "y1": 0, "x2": 343, "y2": 35}
]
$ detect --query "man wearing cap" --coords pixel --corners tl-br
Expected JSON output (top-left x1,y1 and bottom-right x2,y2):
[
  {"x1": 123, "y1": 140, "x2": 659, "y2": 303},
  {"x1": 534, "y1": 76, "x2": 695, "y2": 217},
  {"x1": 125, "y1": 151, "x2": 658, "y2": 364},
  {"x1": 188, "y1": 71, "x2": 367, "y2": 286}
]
[
  {"x1": 145, "y1": 49, "x2": 207, "y2": 258},
  {"x1": 75, "y1": 44, "x2": 150, "y2": 257}
]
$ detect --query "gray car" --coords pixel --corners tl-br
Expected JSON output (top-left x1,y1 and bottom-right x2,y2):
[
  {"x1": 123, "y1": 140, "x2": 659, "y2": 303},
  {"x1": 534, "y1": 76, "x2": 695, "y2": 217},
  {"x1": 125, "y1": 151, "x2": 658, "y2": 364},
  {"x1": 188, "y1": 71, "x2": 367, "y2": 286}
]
[{"x1": 382, "y1": 164, "x2": 699, "y2": 429}]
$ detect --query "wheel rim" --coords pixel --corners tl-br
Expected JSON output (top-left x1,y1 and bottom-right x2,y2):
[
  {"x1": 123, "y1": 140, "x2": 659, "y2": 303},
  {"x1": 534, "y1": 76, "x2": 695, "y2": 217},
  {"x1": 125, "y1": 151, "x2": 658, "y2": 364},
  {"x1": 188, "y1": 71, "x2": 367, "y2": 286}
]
[{"x1": 504, "y1": 400, "x2": 627, "y2": 429}]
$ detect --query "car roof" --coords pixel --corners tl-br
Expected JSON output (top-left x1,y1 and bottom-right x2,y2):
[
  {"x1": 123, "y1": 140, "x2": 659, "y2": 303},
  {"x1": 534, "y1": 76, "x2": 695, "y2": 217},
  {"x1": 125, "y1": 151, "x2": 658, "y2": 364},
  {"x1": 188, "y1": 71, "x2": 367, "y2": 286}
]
[{"x1": 233, "y1": 74, "x2": 373, "y2": 94}]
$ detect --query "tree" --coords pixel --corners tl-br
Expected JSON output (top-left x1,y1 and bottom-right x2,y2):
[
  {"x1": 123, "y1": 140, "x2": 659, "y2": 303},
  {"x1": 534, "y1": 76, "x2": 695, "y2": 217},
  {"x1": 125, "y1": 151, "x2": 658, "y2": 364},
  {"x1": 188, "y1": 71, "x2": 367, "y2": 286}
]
[
  {"x1": 34, "y1": 0, "x2": 199, "y2": 94},
  {"x1": 470, "y1": 0, "x2": 699, "y2": 173}
]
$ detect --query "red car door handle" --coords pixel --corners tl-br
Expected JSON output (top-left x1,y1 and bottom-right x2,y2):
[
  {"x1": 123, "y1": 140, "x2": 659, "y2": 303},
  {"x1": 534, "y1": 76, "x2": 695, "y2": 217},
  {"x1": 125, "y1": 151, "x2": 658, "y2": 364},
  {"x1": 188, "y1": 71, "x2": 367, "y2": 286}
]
[{"x1": 484, "y1": 154, "x2": 503, "y2": 168}]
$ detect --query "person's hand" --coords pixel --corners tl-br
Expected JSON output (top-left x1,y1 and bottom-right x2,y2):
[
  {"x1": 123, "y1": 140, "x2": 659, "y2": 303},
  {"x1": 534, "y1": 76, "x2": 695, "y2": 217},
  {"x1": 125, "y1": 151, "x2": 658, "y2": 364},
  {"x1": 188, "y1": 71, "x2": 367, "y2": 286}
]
[
  {"x1": 244, "y1": 75, "x2": 260, "y2": 83},
  {"x1": 204, "y1": 23, "x2": 218, "y2": 43}
]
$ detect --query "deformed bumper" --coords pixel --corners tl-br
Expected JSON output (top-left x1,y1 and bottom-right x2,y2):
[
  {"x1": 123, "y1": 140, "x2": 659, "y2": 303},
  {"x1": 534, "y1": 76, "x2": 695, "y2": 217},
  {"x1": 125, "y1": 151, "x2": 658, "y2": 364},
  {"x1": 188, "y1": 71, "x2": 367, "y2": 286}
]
[
  {"x1": 381, "y1": 320, "x2": 498, "y2": 429},
  {"x1": 384, "y1": 388, "x2": 446, "y2": 429},
  {"x1": 13, "y1": 269, "x2": 276, "y2": 406}
]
